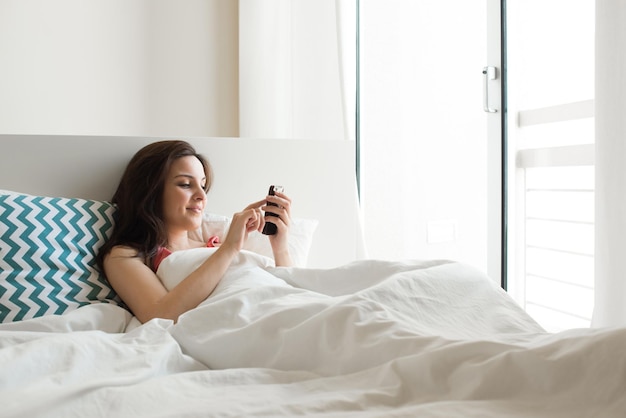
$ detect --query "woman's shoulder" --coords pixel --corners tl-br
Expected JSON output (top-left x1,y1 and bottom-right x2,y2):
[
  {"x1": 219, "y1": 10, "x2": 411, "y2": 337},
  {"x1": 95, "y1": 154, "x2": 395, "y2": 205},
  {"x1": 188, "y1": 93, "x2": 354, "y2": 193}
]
[
  {"x1": 107, "y1": 244, "x2": 143, "y2": 261},
  {"x1": 104, "y1": 245, "x2": 151, "y2": 272}
]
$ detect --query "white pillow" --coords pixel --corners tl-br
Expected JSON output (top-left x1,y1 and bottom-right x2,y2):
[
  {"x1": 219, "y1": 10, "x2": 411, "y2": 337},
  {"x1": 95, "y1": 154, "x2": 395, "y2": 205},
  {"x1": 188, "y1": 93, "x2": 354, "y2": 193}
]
[{"x1": 189, "y1": 212, "x2": 318, "y2": 267}]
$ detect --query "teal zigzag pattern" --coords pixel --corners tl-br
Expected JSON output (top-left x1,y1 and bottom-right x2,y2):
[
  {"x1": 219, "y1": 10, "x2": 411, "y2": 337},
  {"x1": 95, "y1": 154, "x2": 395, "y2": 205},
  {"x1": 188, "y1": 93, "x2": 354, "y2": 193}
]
[{"x1": 0, "y1": 193, "x2": 121, "y2": 323}]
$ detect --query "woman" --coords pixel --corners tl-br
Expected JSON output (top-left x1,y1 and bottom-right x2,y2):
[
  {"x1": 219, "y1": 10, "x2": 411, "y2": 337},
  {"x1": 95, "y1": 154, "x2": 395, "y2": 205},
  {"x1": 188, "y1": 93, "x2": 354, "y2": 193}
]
[{"x1": 97, "y1": 140, "x2": 293, "y2": 323}]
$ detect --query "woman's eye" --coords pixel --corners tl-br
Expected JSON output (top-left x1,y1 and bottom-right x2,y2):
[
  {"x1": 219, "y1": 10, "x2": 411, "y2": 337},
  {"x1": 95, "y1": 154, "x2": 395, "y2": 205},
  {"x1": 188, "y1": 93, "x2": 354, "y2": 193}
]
[{"x1": 179, "y1": 183, "x2": 191, "y2": 188}]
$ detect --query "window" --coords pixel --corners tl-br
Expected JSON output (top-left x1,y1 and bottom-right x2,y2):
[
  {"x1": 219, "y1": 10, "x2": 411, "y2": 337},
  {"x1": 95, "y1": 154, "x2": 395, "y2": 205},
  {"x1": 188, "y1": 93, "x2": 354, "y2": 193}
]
[{"x1": 506, "y1": 0, "x2": 595, "y2": 332}]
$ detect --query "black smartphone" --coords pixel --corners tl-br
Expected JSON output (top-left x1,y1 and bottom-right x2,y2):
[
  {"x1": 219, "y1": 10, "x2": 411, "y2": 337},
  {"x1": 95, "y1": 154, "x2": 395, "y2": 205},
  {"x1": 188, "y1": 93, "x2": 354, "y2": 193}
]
[{"x1": 262, "y1": 185, "x2": 284, "y2": 235}]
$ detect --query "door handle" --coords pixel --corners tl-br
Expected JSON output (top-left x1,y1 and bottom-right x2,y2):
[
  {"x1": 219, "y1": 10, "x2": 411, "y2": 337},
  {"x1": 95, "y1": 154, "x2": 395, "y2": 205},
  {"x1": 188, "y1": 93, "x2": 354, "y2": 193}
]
[{"x1": 483, "y1": 66, "x2": 498, "y2": 113}]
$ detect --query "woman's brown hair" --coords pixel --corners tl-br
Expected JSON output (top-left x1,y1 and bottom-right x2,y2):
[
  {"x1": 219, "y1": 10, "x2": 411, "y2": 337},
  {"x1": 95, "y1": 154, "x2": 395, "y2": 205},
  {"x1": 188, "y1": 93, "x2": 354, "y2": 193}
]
[{"x1": 96, "y1": 140, "x2": 212, "y2": 273}]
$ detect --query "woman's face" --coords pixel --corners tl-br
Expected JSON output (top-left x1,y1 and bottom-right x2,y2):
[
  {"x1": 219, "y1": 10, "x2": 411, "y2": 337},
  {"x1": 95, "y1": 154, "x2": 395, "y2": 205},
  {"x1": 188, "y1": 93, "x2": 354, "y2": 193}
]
[{"x1": 162, "y1": 156, "x2": 207, "y2": 233}]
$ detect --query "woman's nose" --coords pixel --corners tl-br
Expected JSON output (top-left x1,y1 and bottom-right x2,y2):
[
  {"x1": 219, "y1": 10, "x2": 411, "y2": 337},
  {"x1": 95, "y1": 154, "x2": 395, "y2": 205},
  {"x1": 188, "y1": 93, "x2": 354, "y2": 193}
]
[{"x1": 194, "y1": 187, "x2": 207, "y2": 200}]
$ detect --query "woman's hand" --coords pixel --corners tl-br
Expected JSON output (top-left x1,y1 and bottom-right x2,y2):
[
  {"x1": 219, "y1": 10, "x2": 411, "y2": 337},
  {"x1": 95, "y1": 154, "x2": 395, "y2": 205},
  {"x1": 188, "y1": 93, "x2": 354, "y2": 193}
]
[
  {"x1": 221, "y1": 200, "x2": 266, "y2": 252},
  {"x1": 263, "y1": 190, "x2": 293, "y2": 266},
  {"x1": 220, "y1": 192, "x2": 293, "y2": 266}
]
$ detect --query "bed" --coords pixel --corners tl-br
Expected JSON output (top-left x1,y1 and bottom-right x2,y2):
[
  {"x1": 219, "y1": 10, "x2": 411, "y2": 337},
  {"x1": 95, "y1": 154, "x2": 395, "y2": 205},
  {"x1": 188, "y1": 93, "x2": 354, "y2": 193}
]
[{"x1": 0, "y1": 134, "x2": 624, "y2": 417}]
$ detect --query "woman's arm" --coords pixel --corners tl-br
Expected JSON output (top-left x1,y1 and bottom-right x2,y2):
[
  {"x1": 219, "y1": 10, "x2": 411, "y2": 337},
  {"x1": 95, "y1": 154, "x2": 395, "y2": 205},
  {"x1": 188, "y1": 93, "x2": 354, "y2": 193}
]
[
  {"x1": 104, "y1": 206, "x2": 264, "y2": 323},
  {"x1": 104, "y1": 243, "x2": 239, "y2": 323}
]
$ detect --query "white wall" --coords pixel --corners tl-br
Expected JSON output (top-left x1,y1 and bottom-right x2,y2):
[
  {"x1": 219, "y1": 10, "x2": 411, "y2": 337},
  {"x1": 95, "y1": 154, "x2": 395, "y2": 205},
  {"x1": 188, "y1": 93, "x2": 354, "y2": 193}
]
[{"x1": 0, "y1": 0, "x2": 238, "y2": 137}]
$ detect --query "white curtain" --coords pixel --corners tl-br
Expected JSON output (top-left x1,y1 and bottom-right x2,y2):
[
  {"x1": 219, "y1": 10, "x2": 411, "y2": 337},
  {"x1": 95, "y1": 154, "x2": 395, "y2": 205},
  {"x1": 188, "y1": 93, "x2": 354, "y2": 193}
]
[
  {"x1": 592, "y1": 0, "x2": 626, "y2": 328},
  {"x1": 238, "y1": 0, "x2": 366, "y2": 258},
  {"x1": 238, "y1": 0, "x2": 355, "y2": 141}
]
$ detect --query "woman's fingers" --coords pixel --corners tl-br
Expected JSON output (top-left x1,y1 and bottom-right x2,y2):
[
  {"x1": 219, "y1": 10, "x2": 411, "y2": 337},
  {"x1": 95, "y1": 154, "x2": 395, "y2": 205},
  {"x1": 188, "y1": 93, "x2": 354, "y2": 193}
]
[
  {"x1": 264, "y1": 192, "x2": 291, "y2": 220},
  {"x1": 247, "y1": 207, "x2": 265, "y2": 233},
  {"x1": 226, "y1": 208, "x2": 260, "y2": 247},
  {"x1": 244, "y1": 199, "x2": 267, "y2": 211},
  {"x1": 232, "y1": 193, "x2": 294, "y2": 239},
  {"x1": 266, "y1": 192, "x2": 291, "y2": 212}
]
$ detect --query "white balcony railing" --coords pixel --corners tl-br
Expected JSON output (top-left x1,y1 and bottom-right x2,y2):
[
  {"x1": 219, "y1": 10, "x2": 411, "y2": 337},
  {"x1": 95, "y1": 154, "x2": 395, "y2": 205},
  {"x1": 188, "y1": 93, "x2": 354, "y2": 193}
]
[{"x1": 514, "y1": 101, "x2": 594, "y2": 332}]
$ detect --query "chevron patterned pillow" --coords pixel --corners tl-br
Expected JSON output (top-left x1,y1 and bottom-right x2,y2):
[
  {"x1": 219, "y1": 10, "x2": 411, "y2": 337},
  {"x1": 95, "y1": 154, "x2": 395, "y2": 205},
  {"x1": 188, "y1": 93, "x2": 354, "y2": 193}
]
[{"x1": 0, "y1": 190, "x2": 124, "y2": 323}]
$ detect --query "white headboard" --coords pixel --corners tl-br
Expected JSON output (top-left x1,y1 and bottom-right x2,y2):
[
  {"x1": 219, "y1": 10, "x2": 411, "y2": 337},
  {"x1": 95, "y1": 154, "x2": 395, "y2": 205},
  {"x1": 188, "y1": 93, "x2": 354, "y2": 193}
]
[{"x1": 0, "y1": 134, "x2": 363, "y2": 268}]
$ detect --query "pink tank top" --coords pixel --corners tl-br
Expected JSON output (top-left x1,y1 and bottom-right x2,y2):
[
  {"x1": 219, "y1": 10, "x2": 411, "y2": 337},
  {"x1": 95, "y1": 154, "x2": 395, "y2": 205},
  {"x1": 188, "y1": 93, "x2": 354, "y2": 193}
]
[{"x1": 152, "y1": 235, "x2": 220, "y2": 272}]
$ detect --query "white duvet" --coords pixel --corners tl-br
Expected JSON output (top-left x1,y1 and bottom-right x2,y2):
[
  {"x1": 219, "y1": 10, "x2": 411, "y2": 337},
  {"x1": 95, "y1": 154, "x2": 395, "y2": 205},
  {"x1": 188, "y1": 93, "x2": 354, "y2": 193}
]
[{"x1": 1, "y1": 249, "x2": 625, "y2": 417}]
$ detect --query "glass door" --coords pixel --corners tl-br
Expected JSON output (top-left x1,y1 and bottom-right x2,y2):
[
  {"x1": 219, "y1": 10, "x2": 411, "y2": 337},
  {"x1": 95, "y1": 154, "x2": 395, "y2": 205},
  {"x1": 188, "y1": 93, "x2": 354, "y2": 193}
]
[
  {"x1": 359, "y1": 0, "x2": 504, "y2": 283},
  {"x1": 505, "y1": 0, "x2": 595, "y2": 332}
]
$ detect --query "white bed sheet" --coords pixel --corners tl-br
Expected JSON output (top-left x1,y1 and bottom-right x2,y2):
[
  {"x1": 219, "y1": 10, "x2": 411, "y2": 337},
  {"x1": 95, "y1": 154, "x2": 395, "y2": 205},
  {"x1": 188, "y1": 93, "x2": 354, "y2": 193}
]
[{"x1": 1, "y1": 254, "x2": 625, "y2": 417}]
